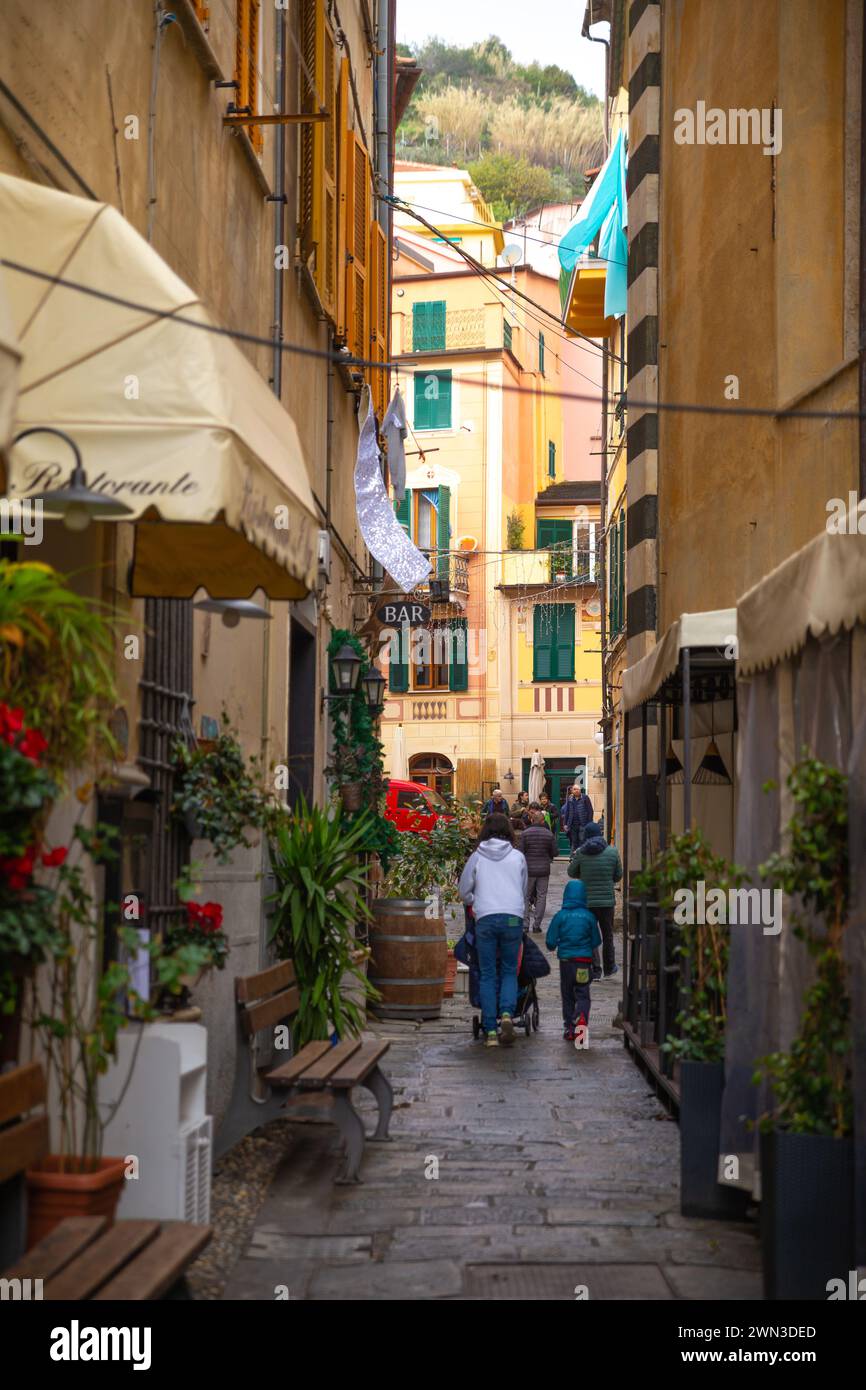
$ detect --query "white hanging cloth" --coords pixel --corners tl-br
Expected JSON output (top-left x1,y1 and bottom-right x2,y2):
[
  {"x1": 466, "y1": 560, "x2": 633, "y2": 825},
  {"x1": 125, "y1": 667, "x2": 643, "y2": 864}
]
[{"x1": 354, "y1": 387, "x2": 430, "y2": 594}]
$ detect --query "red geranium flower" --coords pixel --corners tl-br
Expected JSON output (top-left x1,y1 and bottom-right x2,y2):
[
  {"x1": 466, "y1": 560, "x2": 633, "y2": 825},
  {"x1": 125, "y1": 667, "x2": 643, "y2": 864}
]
[
  {"x1": 19, "y1": 727, "x2": 48, "y2": 763},
  {"x1": 41, "y1": 846, "x2": 68, "y2": 868},
  {"x1": 0, "y1": 844, "x2": 37, "y2": 889},
  {"x1": 0, "y1": 704, "x2": 25, "y2": 745}
]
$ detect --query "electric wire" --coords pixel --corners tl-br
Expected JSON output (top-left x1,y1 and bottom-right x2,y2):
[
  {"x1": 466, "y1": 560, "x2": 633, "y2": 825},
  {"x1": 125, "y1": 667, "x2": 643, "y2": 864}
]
[{"x1": 3, "y1": 256, "x2": 865, "y2": 422}]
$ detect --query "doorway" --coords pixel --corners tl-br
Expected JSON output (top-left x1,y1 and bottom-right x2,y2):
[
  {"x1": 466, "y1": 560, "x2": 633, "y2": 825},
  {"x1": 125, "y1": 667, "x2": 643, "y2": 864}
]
[
  {"x1": 522, "y1": 756, "x2": 588, "y2": 855},
  {"x1": 288, "y1": 619, "x2": 316, "y2": 808}
]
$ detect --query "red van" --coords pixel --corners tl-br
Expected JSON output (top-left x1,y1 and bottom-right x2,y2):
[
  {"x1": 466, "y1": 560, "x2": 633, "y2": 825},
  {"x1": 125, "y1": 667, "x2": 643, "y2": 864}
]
[{"x1": 384, "y1": 779, "x2": 451, "y2": 834}]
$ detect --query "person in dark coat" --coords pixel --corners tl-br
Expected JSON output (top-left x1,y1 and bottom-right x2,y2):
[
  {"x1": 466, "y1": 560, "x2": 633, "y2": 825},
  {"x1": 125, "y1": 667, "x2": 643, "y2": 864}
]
[
  {"x1": 520, "y1": 809, "x2": 556, "y2": 933},
  {"x1": 539, "y1": 792, "x2": 558, "y2": 835},
  {"x1": 560, "y1": 784, "x2": 594, "y2": 851},
  {"x1": 568, "y1": 820, "x2": 622, "y2": 979}
]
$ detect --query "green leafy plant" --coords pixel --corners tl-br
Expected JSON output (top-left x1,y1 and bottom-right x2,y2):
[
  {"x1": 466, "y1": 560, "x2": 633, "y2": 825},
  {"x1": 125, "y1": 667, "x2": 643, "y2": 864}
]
[
  {"x1": 634, "y1": 829, "x2": 746, "y2": 1064},
  {"x1": 506, "y1": 509, "x2": 525, "y2": 551},
  {"x1": 267, "y1": 801, "x2": 378, "y2": 1047},
  {"x1": 324, "y1": 630, "x2": 386, "y2": 808},
  {"x1": 382, "y1": 810, "x2": 476, "y2": 906},
  {"x1": 0, "y1": 560, "x2": 118, "y2": 777},
  {"x1": 754, "y1": 753, "x2": 852, "y2": 1137},
  {"x1": 172, "y1": 716, "x2": 266, "y2": 863}
]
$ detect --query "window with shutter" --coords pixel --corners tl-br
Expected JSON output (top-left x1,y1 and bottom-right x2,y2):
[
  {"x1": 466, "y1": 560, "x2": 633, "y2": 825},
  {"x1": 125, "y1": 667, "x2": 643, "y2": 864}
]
[
  {"x1": 335, "y1": 58, "x2": 351, "y2": 341},
  {"x1": 394, "y1": 490, "x2": 411, "y2": 536},
  {"x1": 538, "y1": 331, "x2": 545, "y2": 375},
  {"x1": 449, "y1": 618, "x2": 468, "y2": 691},
  {"x1": 388, "y1": 624, "x2": 409, "y2": 693},
  {"x1": 533, "y1": 604, "x2": 574, "y2": 682},
  {"x1": 298, "y1": 1, "x2": 337, "y2": 315},
  {"x1": 367, "y1": 220, "x2": 389, "y2": 417},
  {"x1": 235, "y1": 0, "x2": 263, "y2": 155},
  {"x1": 618, "y1": 513, "x2": 626, "y2": 635},
  {"x1": 436, "y1": 485, "x2": 451, "y2": 577},
  {"x1": 548, "y1": 440, "x2": 556, "y2": 479},
  {"x1": 413, "y1": 301, "x2": 446, "y2": 352},
  {"x1": 413, "y1": 370, "x2": 452, "y2": 430},
  {"x1": 344, "y1": 133, "x2": 370, "y2": 361}
]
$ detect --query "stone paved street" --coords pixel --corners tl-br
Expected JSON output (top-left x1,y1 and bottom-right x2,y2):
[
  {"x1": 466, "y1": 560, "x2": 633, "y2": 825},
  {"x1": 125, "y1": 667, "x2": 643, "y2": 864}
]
[{"x1": 222, "y1": 863, "x2": 762, "y2": 1301}]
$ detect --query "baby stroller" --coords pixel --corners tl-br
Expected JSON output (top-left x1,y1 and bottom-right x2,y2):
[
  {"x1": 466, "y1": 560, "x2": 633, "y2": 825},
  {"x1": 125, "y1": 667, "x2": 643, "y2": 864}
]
[{"x1": 455, "y1": 907, "x2": 550, "y2": 1039}]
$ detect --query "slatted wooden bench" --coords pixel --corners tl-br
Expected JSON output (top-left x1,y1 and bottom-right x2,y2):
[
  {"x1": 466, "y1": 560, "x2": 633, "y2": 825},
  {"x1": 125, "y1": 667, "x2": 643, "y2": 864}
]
[
  {"x1": 214, "y1": 961, "x2": 393, "y2": 1183},
  {"x1": 0, "y1": 1062, "x2": 211, "y2": 1299}
]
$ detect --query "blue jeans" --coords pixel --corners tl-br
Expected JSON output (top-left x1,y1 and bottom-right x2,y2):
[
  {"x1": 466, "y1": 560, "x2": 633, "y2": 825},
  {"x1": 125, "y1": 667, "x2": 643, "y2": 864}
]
[{"x1": 476, "y1": 914, "x2": 523, "y2": 1034}]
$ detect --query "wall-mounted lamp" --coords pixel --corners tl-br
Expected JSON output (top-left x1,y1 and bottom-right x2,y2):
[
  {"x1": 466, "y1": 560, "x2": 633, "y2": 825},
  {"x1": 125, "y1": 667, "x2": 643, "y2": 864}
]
[
  {"x1": 14, "y1": 427, "x2": 134, "y2": 531},
  {"x1": 361, "y1": 666, "x2": 387, "y2": 715},
  {"x1": 193, "y1": 597, "x2": 272, "y2": 628}
]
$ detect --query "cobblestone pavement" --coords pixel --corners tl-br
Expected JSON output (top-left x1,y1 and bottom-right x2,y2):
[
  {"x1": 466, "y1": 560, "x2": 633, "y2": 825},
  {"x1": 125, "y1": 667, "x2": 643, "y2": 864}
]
[{"x1": 221, "y1": 862, "x2": 762, "y2": 1301}]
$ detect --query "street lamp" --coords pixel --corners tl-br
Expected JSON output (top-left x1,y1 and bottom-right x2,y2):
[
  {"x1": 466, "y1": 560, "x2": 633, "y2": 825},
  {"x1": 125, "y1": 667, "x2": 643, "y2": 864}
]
[
  {"x1": 13, "y1": 426, "x2": 134, "y2": 531},
  {"x1": 330, "y1": 642, "x2": 362, "y2": 695},
  {"x1": 361, "y1": 665, "x2": 387, "y2": 714}
]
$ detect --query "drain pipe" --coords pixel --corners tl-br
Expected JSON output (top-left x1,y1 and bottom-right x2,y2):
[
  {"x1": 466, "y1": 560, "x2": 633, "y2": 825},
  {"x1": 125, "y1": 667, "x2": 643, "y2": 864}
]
[{"x1": 272, "y1": 6, "x2": 287, "y2": 397}]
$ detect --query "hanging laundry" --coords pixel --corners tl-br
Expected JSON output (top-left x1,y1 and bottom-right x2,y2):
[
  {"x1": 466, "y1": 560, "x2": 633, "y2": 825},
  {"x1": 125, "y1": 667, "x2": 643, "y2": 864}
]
[
  {"x1": 382, "y1": 385, "x2": 408, "y2": 503},
  {"x1": 354, "y1": 386, "x2": 431, "y2": 594}
]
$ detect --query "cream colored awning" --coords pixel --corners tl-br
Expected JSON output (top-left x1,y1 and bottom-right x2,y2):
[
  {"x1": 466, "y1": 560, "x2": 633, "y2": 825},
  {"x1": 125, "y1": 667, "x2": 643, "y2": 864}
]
[
  {"x1": 738, "y1": 514, "x2": 866, "y2": 675},
  {"x1": 0, "y1": 173, "x2": 318, "y2": 598},
  {"x1": 622, "y1": 609, "x2": 737, "y2": 712},
  {"x1": 0, "y1": 263, "x2": 21, "y2": 448}
]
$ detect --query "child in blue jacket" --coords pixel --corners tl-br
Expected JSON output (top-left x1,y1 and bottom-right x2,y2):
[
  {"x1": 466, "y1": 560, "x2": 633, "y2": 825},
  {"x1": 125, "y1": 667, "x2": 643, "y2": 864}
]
[{"x1": 546, "y1": 879, "x2": 602, "y2": 1041}]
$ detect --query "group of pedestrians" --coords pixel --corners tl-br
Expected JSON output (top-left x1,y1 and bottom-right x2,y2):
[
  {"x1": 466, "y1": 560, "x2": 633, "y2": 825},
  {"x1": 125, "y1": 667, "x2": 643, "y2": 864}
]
[{"x1": 458, "y1": 788, "x2": 623, "y2": 1049}]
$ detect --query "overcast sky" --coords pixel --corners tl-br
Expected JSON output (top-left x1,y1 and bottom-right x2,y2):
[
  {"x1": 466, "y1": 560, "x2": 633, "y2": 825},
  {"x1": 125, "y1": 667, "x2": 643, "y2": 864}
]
[{"x1": 397, "y1": 0, "x2": 607, "y2": 99}]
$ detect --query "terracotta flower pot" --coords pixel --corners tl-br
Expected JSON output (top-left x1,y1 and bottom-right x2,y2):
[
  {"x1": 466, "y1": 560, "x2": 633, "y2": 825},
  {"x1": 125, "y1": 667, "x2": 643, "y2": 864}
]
[
  {"x1": 26, "y1": 1155, "x2": 128, "y2": 1248},
  {"x1": 443, "y1": 952, "x2": 458, "y2": 999},
  {"x1": 341, "y1": 782, "x2": 363, "y2": 812}
]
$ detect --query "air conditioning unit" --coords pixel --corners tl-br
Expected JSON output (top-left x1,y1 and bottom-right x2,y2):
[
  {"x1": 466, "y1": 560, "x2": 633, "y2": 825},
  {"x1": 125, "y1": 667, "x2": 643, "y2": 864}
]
[{"x1": 99, "y1": 1022, "x2": 211, "y2": 1223}]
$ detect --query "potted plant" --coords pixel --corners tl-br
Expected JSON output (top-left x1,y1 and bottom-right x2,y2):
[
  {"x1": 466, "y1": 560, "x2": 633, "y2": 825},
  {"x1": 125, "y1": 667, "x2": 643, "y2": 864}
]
[
  {"x1": 754, "y1": 753, "x2": 854, "y2": 1300},
  {"x1": 172, "y1": 716, "x2": 266, "y2": 861},
  {"x1": 159, "y1": 865, "x2": 229, "y2": 1013},
  {"x1": 634, "y1": 829, "x2": 749, "y2": 1219},
  {"x1": 324, "y1": 630, "x2": 387, "y2": 814},
  {"x1": 23, "y1": 821, "x2": 203, "y2": 1244},
  {"x1": 267, "y1": 801, "x2": 378, "y2": 1046}
]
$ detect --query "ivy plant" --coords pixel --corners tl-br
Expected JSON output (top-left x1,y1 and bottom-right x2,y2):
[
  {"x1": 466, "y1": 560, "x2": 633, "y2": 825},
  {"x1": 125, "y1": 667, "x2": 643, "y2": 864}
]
[{"x1": 754, "y1": 753, "x2": 852, "y2": 1137}]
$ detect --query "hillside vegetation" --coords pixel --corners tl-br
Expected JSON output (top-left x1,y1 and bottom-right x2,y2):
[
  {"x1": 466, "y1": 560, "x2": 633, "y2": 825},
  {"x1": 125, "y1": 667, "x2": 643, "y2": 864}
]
[{"x1": 397, "y1": 36, "x2": 605, "y2": 221}]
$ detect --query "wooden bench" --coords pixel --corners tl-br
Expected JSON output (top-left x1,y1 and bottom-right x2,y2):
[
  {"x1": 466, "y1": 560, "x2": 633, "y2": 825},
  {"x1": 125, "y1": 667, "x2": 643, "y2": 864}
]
[
  {"x1": 0, "y1": 1062, "x2": 210, "y2": 1299},
  {"x1": 214, "y1": 961, "x2": 393, "y2": 1183}
]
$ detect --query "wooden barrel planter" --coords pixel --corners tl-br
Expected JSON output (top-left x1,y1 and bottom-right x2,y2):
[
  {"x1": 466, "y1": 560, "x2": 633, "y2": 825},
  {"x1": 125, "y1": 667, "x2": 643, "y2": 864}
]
[{"x1": 369, "y1": 898, "x2": 447, "y2": 1020}]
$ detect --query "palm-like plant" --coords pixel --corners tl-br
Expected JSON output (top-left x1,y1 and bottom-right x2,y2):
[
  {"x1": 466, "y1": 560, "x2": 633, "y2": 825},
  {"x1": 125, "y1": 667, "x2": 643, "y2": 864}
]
[{"x1": 267, "y1": 802, "x2": 378, "y2": 1047}]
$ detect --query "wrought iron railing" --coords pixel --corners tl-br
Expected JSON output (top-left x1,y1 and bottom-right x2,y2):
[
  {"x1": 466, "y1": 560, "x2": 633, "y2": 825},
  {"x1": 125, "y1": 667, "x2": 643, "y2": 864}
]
[
  {"x1": 418, "y1": 550, "x2": 470, "y2": 595},
  {"x1": 405, "y1": 307, "x2": 486, "y2": 353}
]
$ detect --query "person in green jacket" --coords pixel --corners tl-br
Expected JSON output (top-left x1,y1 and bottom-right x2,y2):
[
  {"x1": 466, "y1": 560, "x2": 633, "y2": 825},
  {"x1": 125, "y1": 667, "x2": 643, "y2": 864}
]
[{"x1": 567, "y1": 821, "x2": 622, "y2": 980}]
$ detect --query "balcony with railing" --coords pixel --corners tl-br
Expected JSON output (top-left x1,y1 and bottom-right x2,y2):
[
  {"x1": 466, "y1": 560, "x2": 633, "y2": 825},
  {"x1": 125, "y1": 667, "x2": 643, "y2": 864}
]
[
  {"x1": 499, "y1": 547, "x2": 594, "y2": 590},
  {"x1": 415, "y1": 550, "x2": 470, "y2": 604},
  {"x1": 402, "y1": 306, "x2": 486, "y2": 354}
]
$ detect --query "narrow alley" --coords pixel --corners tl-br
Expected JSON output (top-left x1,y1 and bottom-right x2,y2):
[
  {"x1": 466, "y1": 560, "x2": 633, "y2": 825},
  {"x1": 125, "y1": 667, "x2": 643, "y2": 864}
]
[{"x1": 218, "y1": 864, "x2": 760, "y2": 1301}]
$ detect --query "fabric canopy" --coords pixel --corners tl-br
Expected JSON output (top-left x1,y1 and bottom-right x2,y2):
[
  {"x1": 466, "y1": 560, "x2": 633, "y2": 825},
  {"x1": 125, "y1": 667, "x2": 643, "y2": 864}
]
[
  {"x1": 737, "y1": 512, "x2": 866, "y2": 674},
  {"x1": 0, "y1": 264, "x2": 20, "y2": 448},
  {"x1": 0, "y1": 173, "x2": 318, "y2": 598},
  {"x1": 622, "y1": 609, "x2": 737, "y2": 712},
  {"x1": 558, "y1": 129, "x2": 627, "y2": 320}
]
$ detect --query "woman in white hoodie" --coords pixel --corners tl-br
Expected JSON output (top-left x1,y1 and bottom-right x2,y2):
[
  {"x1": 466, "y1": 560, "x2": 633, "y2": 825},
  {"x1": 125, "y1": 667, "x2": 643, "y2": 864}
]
[{"x1": 458, "y1": 814, "x2": 528, "y2": 1047}]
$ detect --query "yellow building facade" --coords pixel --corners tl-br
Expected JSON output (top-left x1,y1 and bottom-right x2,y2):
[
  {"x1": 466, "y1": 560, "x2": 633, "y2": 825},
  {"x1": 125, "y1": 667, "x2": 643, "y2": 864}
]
[{"x1": 381, "y1": 166, "x2": 603, "y2": 839}]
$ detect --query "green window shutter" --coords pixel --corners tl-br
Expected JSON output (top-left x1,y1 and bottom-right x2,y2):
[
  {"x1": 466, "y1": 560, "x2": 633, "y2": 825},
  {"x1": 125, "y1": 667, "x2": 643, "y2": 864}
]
[
  {"x1": 388, "y1": 623, "x2": 409, "y2": 692},
  {"x1": 539, "y1": 331, "x2": 545, "y2": 375},
  {"x1": 414, "y1": 371, "x2": 452, "y2": 430},
  {"x1": 395, "y1": 490, "x2": 411, "y2": 537},
  {"x1": 413, "y1": 300, "x2": 446, "y2": 352},
  {"x1": 609, "y1": 526, "x2": 617, "y2": 636},
  {"x1": 535, "y1": 518, "x2": 571, "y2": 549},
  {"x1": 434, "y1": 370, "x2": 452, "y2": 428},
  {"x1": 436, "y1": 484, "x2": 451, "y2": 576},
  {"x1": 618, "y1": 513, "x2": 626, "y2": 634},
  {"x1": 548, "y1": 440, "x2": 556, "y2": 479},
  {"x1": 449, "y1": 617, "x2": 468, "y2": 691},
  {"x1": 554, "y1": 604, "x2": 575, "y2": 679},
  {"x1": 533, "y1": 605, "x2": 555, "y2": 681},
  {"x1": 414, "y1": 372, "x2": 432, "y2": 430},
  {"x1": 503, "y1": 320, "x2": 512, "y2": 352}
]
